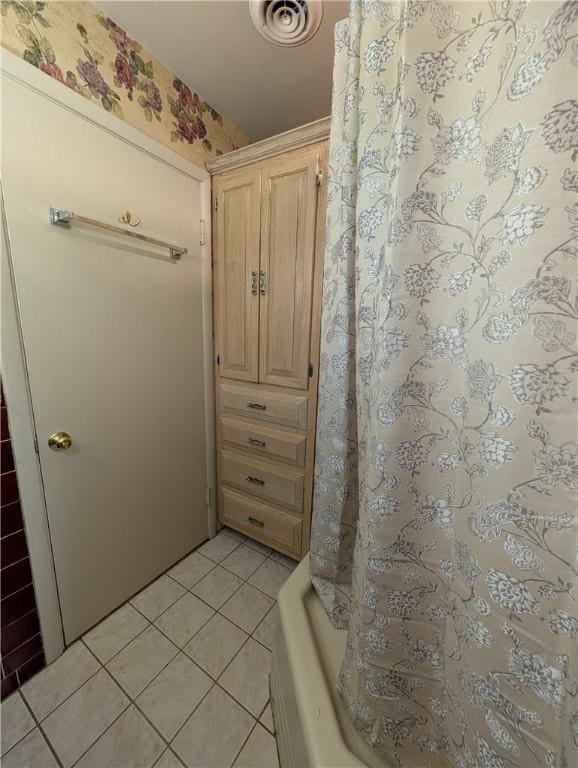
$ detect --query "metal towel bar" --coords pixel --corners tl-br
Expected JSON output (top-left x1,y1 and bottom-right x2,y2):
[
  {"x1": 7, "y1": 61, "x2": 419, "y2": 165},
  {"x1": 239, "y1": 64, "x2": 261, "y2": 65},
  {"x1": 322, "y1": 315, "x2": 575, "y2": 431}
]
[{"x1": 49, "y1": 208, "x2": 187, "y2": 260}]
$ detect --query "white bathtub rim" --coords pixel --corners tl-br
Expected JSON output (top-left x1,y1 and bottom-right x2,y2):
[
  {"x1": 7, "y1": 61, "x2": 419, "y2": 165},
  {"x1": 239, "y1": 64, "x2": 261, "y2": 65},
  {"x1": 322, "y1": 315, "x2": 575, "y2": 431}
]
[{"x1": 276, "y1": 555, "x2": 367, "y2": 768}]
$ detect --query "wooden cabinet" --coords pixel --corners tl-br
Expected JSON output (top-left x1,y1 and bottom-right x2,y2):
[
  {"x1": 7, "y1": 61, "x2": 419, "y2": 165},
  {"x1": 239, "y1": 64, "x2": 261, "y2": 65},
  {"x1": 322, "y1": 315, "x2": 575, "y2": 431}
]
[
  {"x1": 213, "y1": 169, "x2": 260, "y2": 382},
  {"x1": 219, "y1": 416, "x2": 307, "y2": 467},
  {"x1": 259, "y1": 150, "x2": 319, "y2": 390},
  {"x1": 218, "y1": 381, "x2": 308, "y2": 429},
  {"x1": 208, "y1": 117, "x2": 330, "y2": 560}
]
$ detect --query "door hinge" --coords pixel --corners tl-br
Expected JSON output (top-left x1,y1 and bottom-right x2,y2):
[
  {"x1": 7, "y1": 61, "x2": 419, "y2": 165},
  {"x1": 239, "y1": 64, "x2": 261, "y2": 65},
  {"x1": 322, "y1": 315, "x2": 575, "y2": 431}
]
[
  {"x1": 216, "y1": 354, "x2": 220, "y2": 366},
  {"x1": 214, "y1": 198, "x2": 218, "y2": 212},
  {"x1": 205, "y1": 487, "x2": 212, "y2": 509},
  {"x1": 33, "y1": 435, "x2": 39, "y2": 454},
  {"x1": 316, "y1": 171, "x2": 323, "y2": 187},
  {"x1": 308, "y1": 363, "x2": 314, "y2": 378},
  {"x1": 199, "y1": 219, "x2": 206, "y2": 246}
]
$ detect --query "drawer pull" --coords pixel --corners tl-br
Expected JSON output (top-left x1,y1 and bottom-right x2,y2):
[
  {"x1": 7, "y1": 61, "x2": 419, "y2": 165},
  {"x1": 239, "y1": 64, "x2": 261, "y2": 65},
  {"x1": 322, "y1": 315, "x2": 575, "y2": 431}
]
[
  {"x1": 248, "y1": 516, "x2": 265, "y2": 528},
  {"x1": 247, "y1": 475, "x2": 265, "y2": 486},
  {"x1": 248, "y1": 437, "x2": 266, "y2": 448},
  {"x1": 259, "y1": 270, "x2": 267, "y2": 296},
  {"x1": 247, "y1": 402, "x2": 267, "y2": 411}
]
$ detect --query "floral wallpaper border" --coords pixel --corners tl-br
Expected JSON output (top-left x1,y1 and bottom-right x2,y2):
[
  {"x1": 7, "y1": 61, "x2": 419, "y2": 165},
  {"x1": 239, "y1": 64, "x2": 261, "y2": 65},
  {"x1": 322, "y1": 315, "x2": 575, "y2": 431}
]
[{"x1": 0, "y1": 1, "x2": 250, "y2": 168}]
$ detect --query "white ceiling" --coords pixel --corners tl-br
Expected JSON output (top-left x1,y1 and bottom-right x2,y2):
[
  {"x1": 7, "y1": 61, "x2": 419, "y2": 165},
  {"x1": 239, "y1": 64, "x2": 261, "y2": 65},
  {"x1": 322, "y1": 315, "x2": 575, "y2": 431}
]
[{"x1": 95, "y1": 1, "x2": 348, "y2": 141}]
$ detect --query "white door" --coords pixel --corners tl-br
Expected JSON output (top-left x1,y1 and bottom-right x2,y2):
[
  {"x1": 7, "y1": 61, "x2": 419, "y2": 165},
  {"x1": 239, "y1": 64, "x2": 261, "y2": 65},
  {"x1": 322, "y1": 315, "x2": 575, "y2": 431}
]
[{"x1": 2, "y1": 77, "x2": 209, "y2": 642}]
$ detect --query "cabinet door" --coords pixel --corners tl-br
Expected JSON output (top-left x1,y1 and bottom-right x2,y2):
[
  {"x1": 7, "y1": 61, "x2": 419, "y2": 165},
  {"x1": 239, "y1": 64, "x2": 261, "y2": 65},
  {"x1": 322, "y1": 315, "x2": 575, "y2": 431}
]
[
  {"x1": 214, "y1": 169, "x2": 260, "y2": 382},
  {"x1": 259, "y1": 149, "x2": 319, "y2": 389}
]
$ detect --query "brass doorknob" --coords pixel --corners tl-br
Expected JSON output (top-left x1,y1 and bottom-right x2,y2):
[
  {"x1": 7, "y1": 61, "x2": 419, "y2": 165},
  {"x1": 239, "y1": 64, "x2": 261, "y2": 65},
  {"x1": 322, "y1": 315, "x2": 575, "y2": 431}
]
[{"x1": 48, "y1": 431, "x2": 72, "y2": 451}]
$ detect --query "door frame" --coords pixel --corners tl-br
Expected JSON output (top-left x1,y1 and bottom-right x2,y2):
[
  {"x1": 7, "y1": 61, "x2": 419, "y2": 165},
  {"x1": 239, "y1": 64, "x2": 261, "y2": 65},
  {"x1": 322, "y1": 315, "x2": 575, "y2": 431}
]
[{"x1": 0, "y1": 49, "x2": 216, "y2": 662}]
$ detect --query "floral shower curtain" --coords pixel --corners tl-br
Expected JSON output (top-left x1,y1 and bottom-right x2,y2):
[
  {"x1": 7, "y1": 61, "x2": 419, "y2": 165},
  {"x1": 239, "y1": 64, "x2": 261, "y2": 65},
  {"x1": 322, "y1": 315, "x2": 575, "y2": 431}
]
[{"x1": 311, "y1": 1, "x2": 577, "y2": 766}]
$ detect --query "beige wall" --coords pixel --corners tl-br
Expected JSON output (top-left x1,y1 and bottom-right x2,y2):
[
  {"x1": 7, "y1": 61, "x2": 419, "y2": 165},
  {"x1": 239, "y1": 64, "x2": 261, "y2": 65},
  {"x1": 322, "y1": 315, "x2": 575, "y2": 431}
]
[{"x1": 0, "y1": 0, "x2": 250, "y2": 169}]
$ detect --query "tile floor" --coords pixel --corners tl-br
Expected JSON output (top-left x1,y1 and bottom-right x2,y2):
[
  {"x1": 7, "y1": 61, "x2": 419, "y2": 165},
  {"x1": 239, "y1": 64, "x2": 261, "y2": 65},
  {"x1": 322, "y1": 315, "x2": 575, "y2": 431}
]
[{"x1": 0, "y1": 529, "x2": 296, "y2": 768}]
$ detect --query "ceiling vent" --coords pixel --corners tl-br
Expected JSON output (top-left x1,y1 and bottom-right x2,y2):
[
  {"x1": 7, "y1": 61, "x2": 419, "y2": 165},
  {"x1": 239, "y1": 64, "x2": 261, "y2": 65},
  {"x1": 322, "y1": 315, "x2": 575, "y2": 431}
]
[{"x1": 250, "y1": 0, "x2": 323, "y2": 47}]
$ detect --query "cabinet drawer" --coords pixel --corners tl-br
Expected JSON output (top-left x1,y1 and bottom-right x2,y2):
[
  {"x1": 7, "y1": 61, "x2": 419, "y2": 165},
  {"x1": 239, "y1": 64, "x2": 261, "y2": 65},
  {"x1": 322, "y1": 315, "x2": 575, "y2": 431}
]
[
  {"x1": 220, "y1": 487, "x2": 301, "y2": 555},
  {"x1": 220, "y1": 416, "x2": 306, "y2": 467},
  {"x1": 219, "y1": 381, "x2": 308, "y2": 429},
  {"x1": 220, "y1": 450, "x2": 304, "y2": 514}
]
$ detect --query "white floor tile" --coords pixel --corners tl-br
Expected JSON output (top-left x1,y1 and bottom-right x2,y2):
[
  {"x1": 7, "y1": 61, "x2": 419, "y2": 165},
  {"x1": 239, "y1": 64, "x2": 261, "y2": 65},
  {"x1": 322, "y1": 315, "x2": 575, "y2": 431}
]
[
  {"x1": 253, "y1": 607, "x2": 279, "y2": 652},
  {"x1": 137, "y1": 653, "x2": 212, "y2": 741},
  {"x1": 220, "y1": 528, "x2": 246, "y2": 543},
  {"x1": 243, "y1": 539, "x2": 272, "y2": 556},
  {"x1": 154, "y1": 749, "x2": 185, "y2": 767},
  {"x1": 221, "y1": 545, "x2": 267, "y2": 580},
  {"x1": 172, "y1": 686, "x2": 254, "y2": 768},
  {"x1": 183, "y1": 614, "x2": 247, "y2": 679},
  {"x1": 131, "y1": 575, "x2": 186, "y2": 621},
  {"x1": 1, "y1": 728, "x2": 59, "y2": 768},
  {"x1": 169, "y1": 552, "x2": 214, "y2": 589},
  {"x1": 234, "y1": 724, "x2": 279, "y2": 768},
  {"x1": 220, "y1": 583, "x2": 274, "y2": 634},
  {"x1": 42, "y1": 669, "x2": 129, "y2": 768},
  {"x1": 76, "y1": 705, "x2": 164, "y2": 768},
  {"x1": 191, "y1": 566, "x2": 242, "y2": 609},
  {"x1": 269, "y1": 551, "x2": 297, "y2": 570},
  {"x1": 155, "y1": 593, "x2": 214, "y2": 647},
  {"x1": 2, "y1": 533, "x2": 291, "y2": 768},
  {"x1": 196, "y1": 533, "x2": 240, "y2": 563},
  {"x1": 259, "y1": 703, "x2": 274, "y2": 735},
  {"x1": 21, "y1": 641, "x2": 100, "y2": 721},
  {"x1": 248, "y1": 560, "x2": 291, "y2": 599},
  {"x1": 107, "y1": 625, "x2": 178, "y2": 698},
  {"x1": 219, "y1": 639, "x2": 271, "y2": 717},
  {"x1": 1, "y1": 692, "x2": 35, "y2": 755},
  {"x1": 83, "y1": 603, "x2": 148, "y2": 663}
]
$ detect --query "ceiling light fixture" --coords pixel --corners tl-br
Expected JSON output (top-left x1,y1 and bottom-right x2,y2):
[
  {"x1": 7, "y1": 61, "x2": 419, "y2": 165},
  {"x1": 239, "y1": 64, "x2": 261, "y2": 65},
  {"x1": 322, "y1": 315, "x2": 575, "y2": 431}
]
[{"x1": 250, "y1": 0, "x2": 323, "y2": 47}]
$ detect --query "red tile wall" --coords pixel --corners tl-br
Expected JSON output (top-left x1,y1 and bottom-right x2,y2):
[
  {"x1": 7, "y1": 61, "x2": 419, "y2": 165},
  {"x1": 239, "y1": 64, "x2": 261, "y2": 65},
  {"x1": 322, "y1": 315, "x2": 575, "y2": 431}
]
[{"x1": 1, "y1": 382, "x2": 45, "y2": 699}]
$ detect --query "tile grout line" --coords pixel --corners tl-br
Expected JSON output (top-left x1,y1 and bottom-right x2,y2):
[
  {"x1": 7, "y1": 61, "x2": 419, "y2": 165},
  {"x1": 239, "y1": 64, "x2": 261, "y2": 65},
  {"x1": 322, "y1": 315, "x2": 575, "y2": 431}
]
[
  {"x1": 182, "y1": 556, "x2": 281, "y2": 645},
  {"x1": 258, "y1": 707, "x2": 275, "y2": 737},
  {"x1": 165, "y1": 613, "x2": 277, "y2": 753},
  {"x1": 71, "y1": 641, "x2": 177, "y2": 766},
  {"x1": 86, "y1": 609, "x2": 153, "y2": 665},
  {"x1": 3, "y1": 529, "x2": 288, "y2": 768},
  {"x1": 203, "y1": 615, "x2": 274, "y2": 712},
  {"x1": 1, "y1": 628, "x2": 43, "y2": 664},
  {"x1": 23, "y1": 691, "x2": 66, "y2": 768},
  {"x1": 130, "y1": 574, "x2": 193, "y2": 623},
  {"x1": 168, "y1": 676, "x2": 263, "y2": 761},
  {"x1": 16, "y1": 610, "x2": 214, "y2": 766},
  {"x1": 112, "y1": 532, "x2": 285, "y2": 713},
  {"x1": 168, "y1": 555, "x2": 219, "y2": 591},
  {"x1": 84, "y1": 537, "x2": 274, "y2": 671},
  {"x1": 165, "y1": 530, "x2": 283, "y2": 762},
  {"x1": 148, "y1": 610, "x2": 215, "y2": 659},
  {"x1": 35, "y1": 717, "x2": 67, "y2": 768},
  {"x1": 231, "y1": 718, "x2": 259, "y2": 768},
  {"x1": 66, "y1": 671, "x2": 133, "y2": 768},
  {"x1": 167, "y1": 627, "x2": 267, "y2": 747},
  {"x1": 1, "y1": 691, "x2": 65, "y2": 768},
  {"x1": 0, "y1": 553, "x2": 30, "y2": 574},
  {"x1": 83, "y1": 634, "x2": 179, "y2": 710},
  {"x1": 19, "y1": 653, "x2": 104, "y2": 728},
  {"x1": 82, "y1": 627, "x2": 265, "y2": 765}
]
